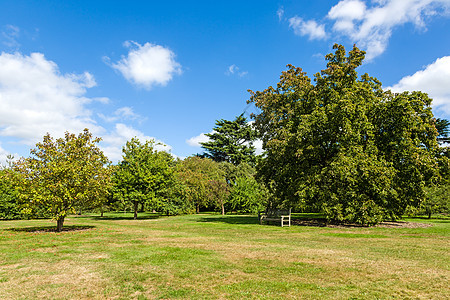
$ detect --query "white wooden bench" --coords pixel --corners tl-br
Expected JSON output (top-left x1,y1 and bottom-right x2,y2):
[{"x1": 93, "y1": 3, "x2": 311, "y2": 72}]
[{"x1": 258, "y1": 208, "x2": 291, "y2": 227}]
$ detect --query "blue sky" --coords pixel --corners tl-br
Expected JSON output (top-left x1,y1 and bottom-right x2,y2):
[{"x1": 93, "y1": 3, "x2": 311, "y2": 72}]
[{"x1": 1, "y1": 0, "x2": 450, "y2": 163}]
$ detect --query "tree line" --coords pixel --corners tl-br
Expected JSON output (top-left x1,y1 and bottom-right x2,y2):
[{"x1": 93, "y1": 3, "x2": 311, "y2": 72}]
[
  {"x1": 1, "y1": 44, "x2": 449, "y2": 230},
  {"x1": 0, "y1": 121, "x2": 266, "y2": 231}
]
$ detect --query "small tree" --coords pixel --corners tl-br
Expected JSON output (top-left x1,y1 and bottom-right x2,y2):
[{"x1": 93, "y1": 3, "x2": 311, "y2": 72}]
[{"x1": 14, "y1": 129, "x2": 111, "y2": 231}]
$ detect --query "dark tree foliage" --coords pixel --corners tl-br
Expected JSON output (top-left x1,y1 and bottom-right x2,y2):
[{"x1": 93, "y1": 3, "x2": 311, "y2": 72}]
[
  {"x1": 248, "y1": 44, "x2": 440, "y2": 225},
  {"x1": 435, "y1": 118, "x2": 450, "y2": 144},
  {"x1": 0, "y1": 167, "x2": 21, "y2": 219},
  {"x1": 201, "y1": 114, "x2": 257, "y2": 165}
]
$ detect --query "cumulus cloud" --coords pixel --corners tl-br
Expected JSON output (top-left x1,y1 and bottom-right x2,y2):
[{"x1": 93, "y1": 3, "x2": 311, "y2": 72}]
[
  {"x1": 285, "y1": 0, "x2": 450, "y2": 60},
  {"x1": 387, "y1": 56, "x2": 450, "y2": 115},
  {"x1": 102, "y1": 123, "x2": 173, "y2": 162},
  {"x1": 186, "y1": 133, "x2": 210, "y2": 147},
  {"x1": 226, "y1": 64, "x2": 248, "y2": 77},
  {"x1": 109, "y1": 41, "x2": 182, "y2": 89},
  {"x1": 288, "y1": 16, "x2": 327, "y2": 40},
  {"x1": 327, "y1": 0, "x2": 450, "y2": 60},
  {"x1": 0, "y1": 52, "x2": 103, "y2": 145},
  {"x1": 0, "y1": 51, "x2": 176, "y2": 163}
]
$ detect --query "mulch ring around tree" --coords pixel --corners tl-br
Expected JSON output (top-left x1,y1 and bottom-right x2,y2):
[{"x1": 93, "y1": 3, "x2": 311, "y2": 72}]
[
  {"x1": 291, "y1": 218, "x2": 432, "y2": 228},
  {"x1": 7, "y1": 225, "x2": 95, "y2": 233}
]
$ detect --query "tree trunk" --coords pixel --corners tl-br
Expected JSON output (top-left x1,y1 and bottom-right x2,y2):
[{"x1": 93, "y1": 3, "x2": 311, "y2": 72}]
[
  {"x1": 56, "y1": 217, "x2": 65, "y2": 232},
  {"x1": 100, "y1": 206, "x2": 104, "y2": 217},
  {"x1": 196, "y1": 203, "x2": 200, "y2": 214},
  {"x1": 134, "y1": 201, "x2": 138, "y2": 220},
  {"x1": 221, "y1": 203, "x2": 225, "y2": 216}
]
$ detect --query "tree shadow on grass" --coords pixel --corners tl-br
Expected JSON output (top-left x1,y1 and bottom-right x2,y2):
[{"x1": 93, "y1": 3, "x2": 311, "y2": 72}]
[
  {"x1": 6, "y1": 225, "x2": 95, "y2": 233},
  {"x1": 89, "y1": 214, "x2": 160, "y2": 221},
  {"x1": 197, "y1": 215, "x2": 260, "y2": 225}
]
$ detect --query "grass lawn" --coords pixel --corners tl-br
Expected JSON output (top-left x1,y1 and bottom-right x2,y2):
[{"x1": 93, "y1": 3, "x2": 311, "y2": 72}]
[{"x1": 0, "y1": 213, "x2": 448, "y2": 299}]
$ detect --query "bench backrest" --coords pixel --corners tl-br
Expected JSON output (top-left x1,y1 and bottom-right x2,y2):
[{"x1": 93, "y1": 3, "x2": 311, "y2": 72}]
[{"x1": 266, "y1": 208, "x2": 291, "y2": 217}]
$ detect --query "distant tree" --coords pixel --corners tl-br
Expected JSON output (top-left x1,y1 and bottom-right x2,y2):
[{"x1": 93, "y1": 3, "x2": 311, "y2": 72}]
[
  {"x1": 175, "y1": 157, "x2": 227, "y2": 214},
  {"x1": 112, "y1": 138, "x2": 175, "y2": 219},
  {"x1": 248, "y1": 44, "x2": 439, "y2": 225},
  {"x1": 435, "y1": 118, "x2": 449, "y2": 143},
  {"x1": 421, "y1": 185, "x2": 450, "y2": 218},
  {"x1": 13, "y1": 129, "x2": 111, "y2": 231},
  {"x1": 201, "y1": 114, "x2": 258, "y2": 165},
  {"x1": 220, "y1": 162, "x2": 267, "y2": 213},
  {"x1": 0, "y1": 164, "x2": 21, "y2": 220}
]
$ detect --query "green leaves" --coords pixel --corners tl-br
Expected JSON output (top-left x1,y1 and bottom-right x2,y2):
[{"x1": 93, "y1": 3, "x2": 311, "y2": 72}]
[
  {"x1": 201, "y1": 114, "x2": 258, "y2": 165},
  {"x1": 13, "y1": 129, "x2": 111, "y2": 231},
  {"x1": 175, "y1": 156, "x2": 226, "y2": 213},
  {"x1": 249, "y1": 44, "x2": 440, "y2": 225},
  {"x1": 112, "y1": 138, "x2": 175, "y2": 219}
]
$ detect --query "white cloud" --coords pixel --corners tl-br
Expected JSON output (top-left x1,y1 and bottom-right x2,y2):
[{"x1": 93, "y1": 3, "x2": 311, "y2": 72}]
[
  {"x1": 285, "y1": 1, "x2": 450, "y2": 59},
  {"x1": 0, "y1": 51, "x2": 176, "y2": 163},
  {"x1": 0, "y1": 52, "x2": 103, "y2": 145},
  {"x1": 98, "y1": 106, "x2": 141, "y2": 123},
  {"x1": 387, "y1": 56, "x2": 450, "y2": 114},
  {"x1": 288, "y1": 16, "x2": 327, "y2": 40},
  {"x1": 109, "y1": 41, "x2": 182, "y2": 89},
  {"x1": 327, "y1": 0, "x2": 450, "y2": 60},
  {"x1": 102, "y1": 123, "x2": 173, "y2": 162},
  {"x1": 226, "y1": 64, "x2": 248, "y2": 77},
  {"x1": 253, "y1": 139, "x2": 264, "y2": 156},
  {"x1": 186, "y1": 133, "x2": 210, "y2": 147}
]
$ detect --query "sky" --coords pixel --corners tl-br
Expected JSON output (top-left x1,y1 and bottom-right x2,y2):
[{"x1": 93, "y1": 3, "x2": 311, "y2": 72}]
[{"x1": 1, "y1": 0, "x2": 450, "y2": 164}]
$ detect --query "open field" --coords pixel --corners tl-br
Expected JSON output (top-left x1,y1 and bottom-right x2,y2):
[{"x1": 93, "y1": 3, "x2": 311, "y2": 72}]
[{"x1": 0, "y1": 213, "x2": 448, "y2": 299}]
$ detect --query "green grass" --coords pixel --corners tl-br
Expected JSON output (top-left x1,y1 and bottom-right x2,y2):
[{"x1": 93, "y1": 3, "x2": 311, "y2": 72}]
[{"x1": 0, "y1": 213, "x2": 449, "y2": 299}]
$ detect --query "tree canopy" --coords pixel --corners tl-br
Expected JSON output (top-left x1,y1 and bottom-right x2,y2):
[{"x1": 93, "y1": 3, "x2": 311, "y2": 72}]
[
  {"x1": 201, "y1": 114, "x2": 257, "y2": 165},
  {"x1": 14, "y1": 129, "x2": 111, "y2": 231},
  {"x1": 175, "y1": 156, "x2": 227, "y2": 213},
  {"x1": 112, "y1": 138, "x2": 175, "y2": 219},
  {"x1": 248, "y1": 44, "x2": 440, "y2": 225}
]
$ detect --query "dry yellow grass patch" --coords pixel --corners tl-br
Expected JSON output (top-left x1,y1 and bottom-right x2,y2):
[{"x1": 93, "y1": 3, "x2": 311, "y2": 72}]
[{"x1": 0, "y1": 260, "x2": 106, "y2": 299}]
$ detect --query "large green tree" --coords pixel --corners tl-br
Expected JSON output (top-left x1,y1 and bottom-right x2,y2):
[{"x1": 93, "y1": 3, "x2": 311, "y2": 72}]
[
  {"x1": 201, "y1": 114, "x2": 258, "y2": 165},
  {"x1": 248, "y1": 44, "x2": 439, "y2": 225},
  {"x1": 112, "y1": 138, "x2": 174, "y2": 219},
  {"x1": 14, "y1": 129, "x2": 111, "y2": 231}
]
